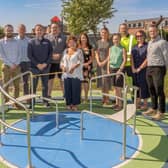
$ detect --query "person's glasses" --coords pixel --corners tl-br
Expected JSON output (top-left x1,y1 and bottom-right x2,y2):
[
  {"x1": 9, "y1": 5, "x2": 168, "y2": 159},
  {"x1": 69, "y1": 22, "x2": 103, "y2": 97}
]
[{"x1": 136, "y1": 35, "x2": 143, "y2": 38}]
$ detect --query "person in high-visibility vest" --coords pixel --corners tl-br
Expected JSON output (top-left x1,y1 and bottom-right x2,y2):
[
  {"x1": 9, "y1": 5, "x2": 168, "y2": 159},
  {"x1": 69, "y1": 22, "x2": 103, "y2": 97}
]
[{"x1": 119, "y1": 23, "x2": 137, "y2": 78}]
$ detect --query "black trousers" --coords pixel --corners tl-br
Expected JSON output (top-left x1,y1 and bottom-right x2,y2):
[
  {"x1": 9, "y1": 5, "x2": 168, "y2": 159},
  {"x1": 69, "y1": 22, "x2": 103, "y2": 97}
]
[
  {"x1": 146, "y1": 66, "x2": 166, "y2": 113},
  {"x1": 31, "y1": 66, "x2": 50, "y2": 99},
  {"x1": 64, "y1": 78, "x2": 81, "y2": 106},
  {"x1": 20, "y1": 62, "x2": 31, "y2": 95}
]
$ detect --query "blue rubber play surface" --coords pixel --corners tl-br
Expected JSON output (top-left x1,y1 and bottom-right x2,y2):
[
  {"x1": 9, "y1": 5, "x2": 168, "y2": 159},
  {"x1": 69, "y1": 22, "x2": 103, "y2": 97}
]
[{"x1": 0, "y1": 112, "x2": 139, "y2": 168}]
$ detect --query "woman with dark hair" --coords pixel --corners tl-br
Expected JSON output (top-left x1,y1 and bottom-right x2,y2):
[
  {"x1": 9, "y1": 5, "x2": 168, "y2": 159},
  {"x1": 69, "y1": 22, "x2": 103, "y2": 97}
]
[
  {"x1": 61, "y1": 35, "x2": 84, "y2": 111},
  {"x1": 131, "y1": 30, "x2": 149, "y2": 110},
  {"x1": 78, "y1": 33, "x2": 94, "y2": 102}
]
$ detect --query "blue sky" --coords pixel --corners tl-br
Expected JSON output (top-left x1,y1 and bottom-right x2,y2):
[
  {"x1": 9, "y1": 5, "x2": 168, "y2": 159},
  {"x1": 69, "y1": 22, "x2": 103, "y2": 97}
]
[{"x1": 0, "y1": 0, "x2": 168, "y2": 33}]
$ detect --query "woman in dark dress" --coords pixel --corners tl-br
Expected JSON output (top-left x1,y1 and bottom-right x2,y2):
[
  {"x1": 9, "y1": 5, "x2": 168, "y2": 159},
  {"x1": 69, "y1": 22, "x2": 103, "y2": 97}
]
[
  {"x1": 78, "y1": 33, "x2": 94, "y2": 102},
  {"x1": 131, "y1": 30, "x2": 149, "y2": 110}
]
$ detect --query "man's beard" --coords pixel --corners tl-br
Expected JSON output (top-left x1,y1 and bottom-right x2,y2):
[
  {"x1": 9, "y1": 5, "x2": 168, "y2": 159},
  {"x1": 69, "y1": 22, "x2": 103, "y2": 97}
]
[{"x1": 6, "y1": 34, "x2": 13, "y2": 38}]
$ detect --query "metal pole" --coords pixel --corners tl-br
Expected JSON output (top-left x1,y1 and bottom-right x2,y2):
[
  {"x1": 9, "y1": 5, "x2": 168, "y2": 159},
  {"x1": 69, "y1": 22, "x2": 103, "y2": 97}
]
[
  {"x1": 1, "y1": 93, "x2": 5, "y2": 133},
  {"x1": 30, "y1": 73, "x2": 34, "y2": 117},
  {"x1": 0, "y1": 121, "x2": 2, "y2": 146},
  {"x1": 122, "y1": 86, "x2": 128, "y2": 160},
  {"x1": 133, "y1": 87, "x2": 138, "y2": 135},
  {"x1": 56, "y1": 103, "x2": 59, "y2": 129},
  {"x1": 26, "y1": 108, "x2": 33, "y2": 168},
  {"x1": 80, "y1": 111, "x2": 84, "y2": 140},
  {"x1": 89, "y1": 79, "x2": 92, "y2": 112}
]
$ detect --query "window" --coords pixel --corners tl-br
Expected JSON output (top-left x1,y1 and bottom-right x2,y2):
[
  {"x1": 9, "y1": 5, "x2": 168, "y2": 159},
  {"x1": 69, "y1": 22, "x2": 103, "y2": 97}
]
[
  {"x1": 128, "y1": 24, "x2": 132, "y2": 28},
  {"x1": 133, "y1": 23, "x2": 136, "y2": 28},
  {"x1": 138, "y1": 22, "x2": 142, "y2": 27}
]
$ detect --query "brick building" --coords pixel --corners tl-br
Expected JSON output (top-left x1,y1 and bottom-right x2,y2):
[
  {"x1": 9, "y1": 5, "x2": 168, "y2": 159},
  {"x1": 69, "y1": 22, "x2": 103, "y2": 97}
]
[{"x1": 124, "y1": 16, "x2": 168, "y2": 35}]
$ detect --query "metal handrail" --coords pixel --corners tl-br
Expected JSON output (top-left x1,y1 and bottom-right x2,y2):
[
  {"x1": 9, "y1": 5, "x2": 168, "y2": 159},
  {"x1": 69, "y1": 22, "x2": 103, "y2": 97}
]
[
  {"x1": 0, "y1": 85, "x2": 33, "y2": 168},
  {"x1": 2, "y1": 71, "x2": 59, "y2": 127},
  {"x1": 0, "y1": 71, "x2": 61, "y2": 167},
  {"x1": 89, "y1": 72, "x2": 126, "y2": 112},
  {"x1": 81, "y1": 72, "x2": 138, "y2": 160}
]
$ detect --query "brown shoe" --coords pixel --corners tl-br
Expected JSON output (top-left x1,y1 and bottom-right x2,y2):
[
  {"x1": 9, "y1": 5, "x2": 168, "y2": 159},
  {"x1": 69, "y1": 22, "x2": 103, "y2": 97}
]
[
  {"x1": 142, "y1": 108, "x2": 156, "y2": 116},
  {"x1": 151, "y1": 112, "x2": 165, "y2": 121}
]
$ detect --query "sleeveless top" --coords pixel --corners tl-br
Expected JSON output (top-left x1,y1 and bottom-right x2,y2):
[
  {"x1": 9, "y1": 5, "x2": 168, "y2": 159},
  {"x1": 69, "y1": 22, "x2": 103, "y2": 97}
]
[{"x1": 109, "y1": 45, "x2": 123, "y2": 69}]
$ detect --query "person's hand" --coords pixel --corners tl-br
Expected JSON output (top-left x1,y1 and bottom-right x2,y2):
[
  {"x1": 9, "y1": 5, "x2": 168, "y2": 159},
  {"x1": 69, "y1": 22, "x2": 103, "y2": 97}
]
[
  {"x1": 69, "y1": 64, "x2": 76, "y2": 74},
  {"x1": 52, "y1": 54, "x2": 60, "y2": 60},
  {"x1": 98, "y1": 62, "x2": 104, "y2": 67},
  {"x1": 83, "y1": 63, "x2": 89, "y2": 68},
  {"x1": 37, "y1": 64, "x2": 43, "y2": 70},
  {"x1": 136, "y1": 67, "x2": 141, "y2": 73},
  {"x1": 132, "y1": 67, "x2": 137, "y2": 73},
  {"x1": 42, "y1": 63, "x2": 47, "y2": 69},
  {"x1": 69, "y1": 67, "x2": 75, "y2": 74},
  {"x1": 10, "y1": 64, "x2": 18, "y2": 71},
  {"x1": 62, "y1": 66, "x2": 67, "y2": 72}
]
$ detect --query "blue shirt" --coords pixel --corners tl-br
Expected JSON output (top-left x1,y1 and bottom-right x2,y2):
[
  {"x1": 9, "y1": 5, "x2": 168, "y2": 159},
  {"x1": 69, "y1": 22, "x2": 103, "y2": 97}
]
[
  {"x1": 15, "y1": 35, "x2": 30, "y2": 62},
  {"x1": 0, "y1": 37, "x2": 20, "y2": 66},
  {"x1": 131, "y1": 43, "x2": 148, "y2": 68}
]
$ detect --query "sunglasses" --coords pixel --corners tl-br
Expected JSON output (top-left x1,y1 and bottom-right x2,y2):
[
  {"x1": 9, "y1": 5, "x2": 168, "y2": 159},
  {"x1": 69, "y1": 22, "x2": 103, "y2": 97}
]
[{"x1": 136, "y1": 35, "x2": 143, "y2": 38}]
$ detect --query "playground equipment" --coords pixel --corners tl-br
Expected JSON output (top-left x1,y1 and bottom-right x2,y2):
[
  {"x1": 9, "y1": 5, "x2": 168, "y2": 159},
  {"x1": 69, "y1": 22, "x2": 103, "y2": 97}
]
[
  {"x1": 80, "y1": 72, "x2": 138, "y2": 160},
  {"x1": 0, "y1": 71, "x2": 59, "y2": 168}
]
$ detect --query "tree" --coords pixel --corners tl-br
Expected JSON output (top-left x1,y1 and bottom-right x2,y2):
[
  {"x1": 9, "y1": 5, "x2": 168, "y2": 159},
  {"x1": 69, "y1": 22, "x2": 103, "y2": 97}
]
[
  {"x1": 0, "y1": 26, "x2": 4, "y2": 38},
  {"x1": 61, "y1": 0, "x2": 116, "y2": 35}
]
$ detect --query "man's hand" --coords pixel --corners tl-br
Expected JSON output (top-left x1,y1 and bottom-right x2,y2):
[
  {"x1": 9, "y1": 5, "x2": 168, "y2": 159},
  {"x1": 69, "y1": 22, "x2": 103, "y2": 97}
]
[
  {"x1": 52, "y1": 54, "x2": 60, "y2": 60},
  {"x1": 10, "y1": 64, "x2": 18, "y2": 71},
  {"x1": 37, "y1": 64, "x2": 43, "y2": 70}
]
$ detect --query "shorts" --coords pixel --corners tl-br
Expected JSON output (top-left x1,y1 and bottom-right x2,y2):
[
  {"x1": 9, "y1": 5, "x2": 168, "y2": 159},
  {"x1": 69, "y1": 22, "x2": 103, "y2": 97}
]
[
  {"x1": 110, "y1": 68, "x2": 124, "y2": 88},
  {"x1": 49, "y1": 63, "x2": 62, "y2": 79}
]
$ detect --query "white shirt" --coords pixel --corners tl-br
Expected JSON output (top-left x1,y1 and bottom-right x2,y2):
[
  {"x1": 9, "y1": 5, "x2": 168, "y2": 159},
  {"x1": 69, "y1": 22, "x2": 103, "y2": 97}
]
[{"x1": 61, "y1": 49, "x2": 84, "y2": 80}]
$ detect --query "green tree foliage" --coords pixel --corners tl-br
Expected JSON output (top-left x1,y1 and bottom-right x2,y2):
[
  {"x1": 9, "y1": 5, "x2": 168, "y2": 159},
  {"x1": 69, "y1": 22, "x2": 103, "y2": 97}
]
[
  {"x1": 0, "y1": 26, "x2": 4, "y2": 38},
  {"x1": 61, "y1": 0, "x2": 116, "y2": 35}
]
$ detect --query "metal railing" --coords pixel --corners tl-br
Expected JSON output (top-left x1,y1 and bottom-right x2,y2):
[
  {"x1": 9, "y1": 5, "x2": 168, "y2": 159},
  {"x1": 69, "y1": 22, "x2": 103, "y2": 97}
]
[
  {"x1": 0, "y1": 71, "x2": 61, "y2": 168},
  {"x1": 80, "y1": 72, "x2": 138, "y2": 160},
  {"x1": 89, "y1": 72, "x2": 126, "y2": 112},
  {"x1": 0, "y1": 84, "x2": 33, "y2": 168}
]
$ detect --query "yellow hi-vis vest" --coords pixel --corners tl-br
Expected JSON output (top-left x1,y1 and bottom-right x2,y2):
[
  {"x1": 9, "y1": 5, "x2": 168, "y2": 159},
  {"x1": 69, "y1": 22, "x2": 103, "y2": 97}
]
[{"x1": 120, "y1": 34, "x2": 137, "y2": 66}]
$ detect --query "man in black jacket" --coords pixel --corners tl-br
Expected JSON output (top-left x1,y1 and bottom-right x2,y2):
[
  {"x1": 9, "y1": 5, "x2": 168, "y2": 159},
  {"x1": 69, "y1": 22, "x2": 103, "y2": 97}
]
[{"x1": 28, "y1": 24, "x2": 53, "y2": 107}]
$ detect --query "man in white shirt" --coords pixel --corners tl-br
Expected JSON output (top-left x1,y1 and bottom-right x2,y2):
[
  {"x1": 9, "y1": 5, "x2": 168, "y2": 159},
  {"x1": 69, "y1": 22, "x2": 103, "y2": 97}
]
[{"x1": 0, "y1": 24, "x2": 21, "y2": 103}]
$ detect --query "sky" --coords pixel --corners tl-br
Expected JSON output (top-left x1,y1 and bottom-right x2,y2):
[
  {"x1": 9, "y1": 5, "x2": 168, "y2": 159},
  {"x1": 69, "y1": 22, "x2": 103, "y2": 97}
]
[{"x1": 0, "y1": 0, "x2": 168, "y2": 33}]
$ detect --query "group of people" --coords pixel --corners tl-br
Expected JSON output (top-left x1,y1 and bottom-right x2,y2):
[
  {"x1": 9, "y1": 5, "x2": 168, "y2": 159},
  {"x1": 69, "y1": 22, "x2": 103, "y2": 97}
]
[
  {"x1": 117, "y1": 23, "x2": 168, "y2": 121},
  {"x1": 0, "y1": 22, "x2": 168, "y2": 120}
]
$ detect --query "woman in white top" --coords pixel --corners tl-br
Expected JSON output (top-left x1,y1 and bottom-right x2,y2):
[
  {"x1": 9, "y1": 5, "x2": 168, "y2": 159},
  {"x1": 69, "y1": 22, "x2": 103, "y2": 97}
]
[{"x1": 61, "y1": 35, "x2": 84, "y2": 111}]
